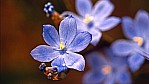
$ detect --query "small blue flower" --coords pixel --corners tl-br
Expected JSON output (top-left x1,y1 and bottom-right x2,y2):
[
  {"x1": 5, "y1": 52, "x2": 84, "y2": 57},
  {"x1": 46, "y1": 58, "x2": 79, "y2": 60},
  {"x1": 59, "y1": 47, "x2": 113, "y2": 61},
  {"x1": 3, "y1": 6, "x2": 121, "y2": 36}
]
[
  {"x1": 112, "y1": 10, "x2": 149, "y2": 72},
  {"x1": 30, "y1": 16, "x2": 92, "y2": 72},
  {"x1": 83, "y1": 48, "x2": 131, "y2": 84},
  {"x1": 61, "y1": 0, "x2": 120, "y2": 46}
]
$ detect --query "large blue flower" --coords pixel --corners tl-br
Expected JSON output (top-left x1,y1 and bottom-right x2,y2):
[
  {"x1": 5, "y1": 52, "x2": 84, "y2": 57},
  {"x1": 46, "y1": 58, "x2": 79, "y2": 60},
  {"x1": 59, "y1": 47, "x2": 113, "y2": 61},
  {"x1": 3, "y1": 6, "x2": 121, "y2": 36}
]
[
  {"x1": 30, "y1": 16, "x2": 92, "y2": 72},
  {"x1": 61, "y1": 0, "x2": 120, "y2": 46},
  {"x1": 83, "y1": 48, "x2": 131, "y2": 84},
  {"x1": 112, "y1": 10, "x2": 149, "y2": 72}
]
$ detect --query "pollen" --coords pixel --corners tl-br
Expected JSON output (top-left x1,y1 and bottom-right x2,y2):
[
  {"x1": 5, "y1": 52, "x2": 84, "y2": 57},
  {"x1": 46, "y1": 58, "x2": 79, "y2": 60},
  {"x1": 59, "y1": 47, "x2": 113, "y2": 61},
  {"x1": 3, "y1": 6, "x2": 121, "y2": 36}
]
[
  {"x1": 83, "y1": 14, "x2": 94, "y2": 24},
  {"x1": 133, "y1": 36, "x2": 143, "y2": 46},
  {"x1": 60, "y1": 42, "x2": 65, "y2": 50},
  {"x1": 102, "y1": 65, "x2": 112, "y2": 75}
]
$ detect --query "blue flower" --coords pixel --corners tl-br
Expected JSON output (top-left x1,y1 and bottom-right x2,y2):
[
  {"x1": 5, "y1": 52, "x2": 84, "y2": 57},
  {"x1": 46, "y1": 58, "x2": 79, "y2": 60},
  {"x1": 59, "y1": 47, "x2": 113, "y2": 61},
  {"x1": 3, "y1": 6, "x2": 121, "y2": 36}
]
[
  {"x1": 112, "y1": 10, "x2": 149, "y2": 72},
  {"x1": 30, "y1": 16, "x2": 92, "y2": 72},
  {"x1": 61, "y1": 0, "x2": 120, "y2": 46},
  {"x1": 83, "y1": 48, "x2": 131, "y2": 84}
]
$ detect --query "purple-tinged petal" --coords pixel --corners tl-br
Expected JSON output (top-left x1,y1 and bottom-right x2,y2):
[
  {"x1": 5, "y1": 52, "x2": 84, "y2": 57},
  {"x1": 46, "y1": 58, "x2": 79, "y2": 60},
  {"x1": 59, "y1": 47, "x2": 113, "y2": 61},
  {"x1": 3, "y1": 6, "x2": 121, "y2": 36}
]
[
  {"x1": 104, "y1": 48, "x2": 127, "y2": 68},
  {"x1": 59, "y1": 16, "x2": 77, "y2": 47},
  {"x1": 104, "y1": 74, "x2": 115, "y2": 84},
  {"x1": 98, "y1": 17, "x2": 120, "y2": 31},
  {"x1": 135, "y1": 10, "x2": 149, "y2": 38},
  {"x1": 111, "y1": 40, "x2": 138, "y2": 56},
  {"x1": 86, "y1": 51, "x2": 107, "y2": 70},
  {"x1": 68, "y1": 32, "x2": 92, "y2": 52},
  {"x1": 76, "y1": 0, "x2": 92, "y2": 17},
  {"x1": 128, "y1": 53, "x2": 145, "y2": 72},
  {"x1": 43, "y1": 25, "x2": 60, "y2": 47},
  {"x1": 122, "y1": 17, "x2": 137, "y2": 39},
  {"x1": 90, "y1": 28, "x2": 102, "y2": 46},
  {"x1": 117, "y1": 70, "x2": 132, "y2": 84},
  {"x1": 83, "y1": 71, "x2": 105, "y2": 84},
  {"x1": 30, "y1": 45, "x2": 59, "y2": 62},
  {"x1": 92, "y1": 0, "x2": 114, "y2": 21},
  {"x1": 61, "y1": 11, "x2": 87, "y2": 32},
  {"x1": 51, "y1": 56, "x2": 68, "y2": 72},
  {"x1": 145, "y1": 40, "x2": 149, "y2": 54},
  {"x1": 64, "y1": 52, "x2": 85, "y2": 71}
]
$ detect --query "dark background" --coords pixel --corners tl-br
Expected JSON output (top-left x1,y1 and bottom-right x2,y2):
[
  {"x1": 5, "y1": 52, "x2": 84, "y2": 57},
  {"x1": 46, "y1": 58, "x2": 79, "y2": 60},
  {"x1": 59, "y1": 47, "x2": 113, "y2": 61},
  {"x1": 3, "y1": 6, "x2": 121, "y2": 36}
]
[{"x1": 1, "y1": 0, "x2": 149, "y2": 84}]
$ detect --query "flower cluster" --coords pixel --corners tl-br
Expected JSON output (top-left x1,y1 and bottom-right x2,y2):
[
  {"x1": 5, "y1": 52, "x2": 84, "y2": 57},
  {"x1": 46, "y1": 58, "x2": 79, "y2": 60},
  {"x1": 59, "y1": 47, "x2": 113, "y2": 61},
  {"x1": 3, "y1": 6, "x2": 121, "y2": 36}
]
[{"x1": 30, "y1": 0, "x2": 149, "y2": 82}]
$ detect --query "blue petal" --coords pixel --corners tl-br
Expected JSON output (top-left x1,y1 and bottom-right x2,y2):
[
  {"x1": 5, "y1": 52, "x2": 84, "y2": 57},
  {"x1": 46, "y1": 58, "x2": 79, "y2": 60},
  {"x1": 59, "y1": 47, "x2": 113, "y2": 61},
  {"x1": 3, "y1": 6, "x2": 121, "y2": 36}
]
[
  {"x1": 128, "y1": 53, "x2": 145, "y2": 72},
  {"x1": 104, "y1": 48, "x2": 127, "y2": 68},
  {"x1": 43, "y1": 25, "x2": 60, "y2": 47},
  {"x1": 30, "y1": 45, "x2": 59, "y2": 62},
  {"x1": 145, "y1": 40, "x2": 149, "y2": 54},
  {"x1": 59, "y1": 16, "x2": 77, "y2": 47},
  {"x1": 90, "y1": 28, "x2": 102, "y2": 46},
  {"x1": 122, "y1": 17, "x2": 137, "y2": 39},
  {"x1": 92, "y1": 0, "x2": 114, "y2": 21},
  {"x1": 68, "y1": 31, "x2": 92, "y2": 52},
  {"x1": 111, "y1": 40, "x2": 138, "y2": 56},
  {"x1": 83, "y1": 71, "x2": 105, "y2": 84},
  {"x1": 104, "y1": 74, "x2": 115, "y2": 84},
  {"x1": 97, "y1": 17, "x2": 120, "y2": 31},
  {"x1": 64, "y1": 52, "x2": 85, "y2": 71},
  {"x1": 117, "y1": 70, "x2": 132, "y2": 84},
  {"x1": 135, "y1": 10, "x2": 149, "y2": 38},
  {"x1": 86, "y1": 51, "x2": 107, "y2": 70},
  {"x1": 51, "y1": 56, "x2": 68, "y2": 72},
  {"x1": 76, "y1": 0, "x2": 92, "y2": 17},
  {"x1": 61, "y1": 11, "x2": 87, "y2": 31}
]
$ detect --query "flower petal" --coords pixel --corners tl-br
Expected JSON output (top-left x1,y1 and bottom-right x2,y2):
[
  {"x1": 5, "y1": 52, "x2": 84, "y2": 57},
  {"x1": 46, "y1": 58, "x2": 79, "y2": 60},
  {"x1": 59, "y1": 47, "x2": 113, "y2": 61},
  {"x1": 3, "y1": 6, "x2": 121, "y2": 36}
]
[
  {"x1": 97, "y1": 17, "x2": 120, "y2": 31},
  {"x1": 59, "y1": 16, "x2": 77, "y2": 47},
  {"x1": 30, "y1": 45, "x2": 59, "y2": 62},
  {"x1": 90, "y1": 28, "x2": 102, "y2": 46},
  {"x1": 76, "y1": 0, "x2": 92, "y2": 17},
  {"x1": 122, "y1": 17, "x2": 137, "y2": 39},
  {"x1": 111, "y1": 40, "x2": 138, "y2": 56},
  {"x1": 92, "y1": 0, "x2": 114, "y2": 21},
  {"x1": 145, "y1": 40, "x2": 149, "y2": 54},
  {"x1": 43, "y1": 25, "x2": 60, "y2": 47},
  {"x1": 128, "y1": 53, "x2": 145, "y2": 72},
  {"x1": 117, "y1": 70, "x2": 132, "y2": 84},
  {"x1": 68, "y1": 31, "x2": 92, "y2": 52},
  {"x1": 104, "y1": 74, "x2": 115, "y2": 84},
  {"x1": 83, "y1": 71, "x2": 105, "y2": 84},
  {"x1": 51, "y1": 56, "x2": 68, "y2": 72},
  {"x1": 64, "y1": 52, "x2": 85, "y2": 71},
  {"x1": 86, "y1": 51, "x2": 107, "y2": 70},
  {"x1": 135, "y1": 10, "x2": 149, "y2": 37}
]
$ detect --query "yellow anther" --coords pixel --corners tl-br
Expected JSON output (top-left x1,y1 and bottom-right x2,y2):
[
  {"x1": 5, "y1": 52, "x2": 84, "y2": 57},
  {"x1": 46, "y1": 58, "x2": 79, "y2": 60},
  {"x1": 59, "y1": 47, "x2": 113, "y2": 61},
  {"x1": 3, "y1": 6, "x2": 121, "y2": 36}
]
[
  {"x1": 102, "y1": 65, "x2": 112, "y2": 75},
  {"x1": 59, "y1": 42, "x2": 65, "y2": 50},
  {"x1": 83, "y1": 14, "x2": 94, "y2": 24},
  {"x1": 133, "y1": 36, "x2": 143, "y2": 46}
]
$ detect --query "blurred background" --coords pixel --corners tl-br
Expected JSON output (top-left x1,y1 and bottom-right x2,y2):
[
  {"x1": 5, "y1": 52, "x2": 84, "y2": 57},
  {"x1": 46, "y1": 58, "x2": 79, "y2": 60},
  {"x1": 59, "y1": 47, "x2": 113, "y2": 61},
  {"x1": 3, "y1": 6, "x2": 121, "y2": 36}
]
[{"x1": 1, "y1": 0, "x2": 149, "y2": 84}]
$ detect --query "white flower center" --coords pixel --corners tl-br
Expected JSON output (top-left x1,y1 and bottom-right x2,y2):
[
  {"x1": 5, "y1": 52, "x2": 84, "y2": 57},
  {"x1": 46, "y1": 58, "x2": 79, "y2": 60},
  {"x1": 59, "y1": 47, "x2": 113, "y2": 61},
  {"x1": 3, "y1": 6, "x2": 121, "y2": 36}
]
[{"x1": 83, "y1": 14, "x2": 94, "y2": 24}]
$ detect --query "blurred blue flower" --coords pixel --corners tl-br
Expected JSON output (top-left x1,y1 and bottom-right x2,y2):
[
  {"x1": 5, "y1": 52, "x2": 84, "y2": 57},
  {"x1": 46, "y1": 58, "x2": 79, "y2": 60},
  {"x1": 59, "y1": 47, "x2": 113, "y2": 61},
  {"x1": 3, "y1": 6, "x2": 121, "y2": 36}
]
[
  {"x1": 62, "y1": 0, "x2": 120, "y2": 46},
  {"x1": 30, "y1": 16, "x2": 92, "y2": 72},
  {"x1": 83, "y1": 48, "x2": 131, "y2": 84},
  {"x1": 112, "y1": 10, "x2": 149, "y2": 72}
]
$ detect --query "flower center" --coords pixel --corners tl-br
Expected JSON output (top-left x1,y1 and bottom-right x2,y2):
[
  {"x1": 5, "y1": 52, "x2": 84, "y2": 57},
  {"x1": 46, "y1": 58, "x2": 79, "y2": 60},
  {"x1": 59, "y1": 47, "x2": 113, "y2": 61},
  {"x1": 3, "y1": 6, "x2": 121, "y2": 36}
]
[
  {"x1": 59, "y1": 42, "x2": 65, "y2": 50},
  {"x1": 83, "y1": 14, "x2": 94, "y2": 24},
  {"x1": 102, "y1": 65, "x2": 112, "y2": 75},
  {"x1": 133, "y1": 36, "x2": 143, "y2": 46}
]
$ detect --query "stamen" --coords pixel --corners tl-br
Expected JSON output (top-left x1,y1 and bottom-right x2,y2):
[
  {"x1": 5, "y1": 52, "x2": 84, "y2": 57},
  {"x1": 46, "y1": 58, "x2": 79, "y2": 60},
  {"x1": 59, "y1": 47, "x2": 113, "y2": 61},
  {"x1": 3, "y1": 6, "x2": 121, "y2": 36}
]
[
  {"x1": 60, "y1": 42, "x2": 65, "y2": 50},
  {"x1": 83, "y1": 14, "x2": 94, "y2": 24},
  {"x1": 133, "y1": 36, "x2": 143, "y2": 46},
  {"x1": 102, "y1": 65, "x2": 112, "y2": 75}
]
